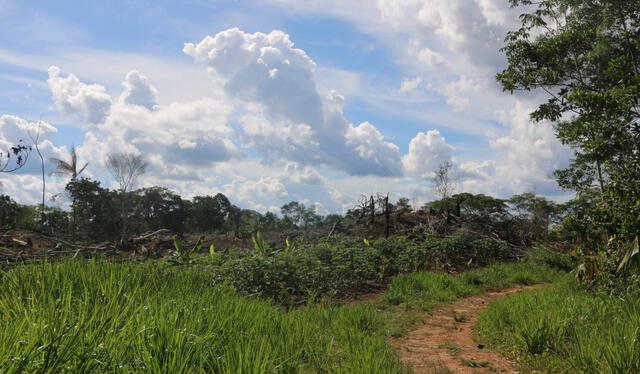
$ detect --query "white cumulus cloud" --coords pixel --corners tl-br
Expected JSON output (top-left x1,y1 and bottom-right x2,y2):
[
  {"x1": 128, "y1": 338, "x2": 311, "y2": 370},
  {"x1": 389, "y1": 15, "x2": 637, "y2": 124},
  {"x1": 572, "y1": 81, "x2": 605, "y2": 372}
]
[
  {"x1": 119, "y1": 70, "x2": 158, "y2": 110},
  {"x1": 185, "y1": 28, "x2": 403, "y2": 177},
  {"x1": 403, "y1": 130, "x2": 454, "y2": 180},
  {"x1": 47, "y1": 66, "x2": 112, "y2": 125}
]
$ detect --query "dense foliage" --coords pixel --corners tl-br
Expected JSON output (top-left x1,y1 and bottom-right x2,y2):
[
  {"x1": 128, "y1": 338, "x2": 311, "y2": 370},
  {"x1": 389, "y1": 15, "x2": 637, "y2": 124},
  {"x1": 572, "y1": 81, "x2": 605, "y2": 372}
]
[
  {"x1": 501, "y1": 0, "x2": 640, "y2": 286},
  {"x1": 196, "y1": 234, "x2": 522, "y2": 303}
]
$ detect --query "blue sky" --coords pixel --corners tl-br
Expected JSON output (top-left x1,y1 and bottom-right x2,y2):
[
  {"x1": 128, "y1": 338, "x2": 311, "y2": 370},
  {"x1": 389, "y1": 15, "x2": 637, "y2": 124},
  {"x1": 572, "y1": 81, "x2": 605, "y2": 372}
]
[{"x1": 0, "y1": 0, "x2": 572, "y2": 213}]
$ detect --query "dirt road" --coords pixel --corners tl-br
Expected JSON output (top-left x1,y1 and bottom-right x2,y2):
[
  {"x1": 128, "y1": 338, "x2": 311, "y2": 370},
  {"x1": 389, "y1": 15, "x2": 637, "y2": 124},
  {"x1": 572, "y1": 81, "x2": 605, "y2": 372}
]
[{"x1": 391, "y1": 284, "x2": 546, "y2": 373}]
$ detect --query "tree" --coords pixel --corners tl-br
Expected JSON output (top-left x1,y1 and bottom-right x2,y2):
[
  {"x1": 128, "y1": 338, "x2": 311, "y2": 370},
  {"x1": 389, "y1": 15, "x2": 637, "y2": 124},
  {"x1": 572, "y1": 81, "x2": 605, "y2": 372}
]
[
  {"x1": 105, "y1": 152, "x2": 148, "y2": 242},
  {"x1": 50, "y1": 146, "x2": 88, "y2": 241},
  {"x1": 105, "y1": 152, "x2": 148, "y2": 194},
  {"x1": 28, "y1": 123, "x2": 46, "y2": 230},
  {"x1": 138, "y1": 187, "x2": 189, "y2": 233},
  {"x1": 280, "y1": 201, "x2": 321, "y2": 228},
  {"x1": 509, "y1": 193, "x2": 559, "y2": 243},
  {"x1": 500, "y1": 0, "x2": 640, "y2": 271},
  {"x1": 432, "y1": 161, "x2": 456, "y2": 212},
  {"x1": 395, "y1": 197, "x2": 413, "y2": 215},
  {"x1": 0, "y1": 140, "x2": 31, "y2": 173},
  {"x1": 50, "y1": 146, "x2": 88, "y2": 181},
  {"x1": 190, "y1": 193, "x2": 231, "y2": 232},
  {"x1": 66, "y1": 178, "x2": 119, "y2": 240}
]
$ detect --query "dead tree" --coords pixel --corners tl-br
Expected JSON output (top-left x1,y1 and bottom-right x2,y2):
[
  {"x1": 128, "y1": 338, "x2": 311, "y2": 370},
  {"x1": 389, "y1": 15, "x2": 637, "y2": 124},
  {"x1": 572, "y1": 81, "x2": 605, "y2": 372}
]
[
  {"x1": 369, "y1": 195, "x2": 375, "y2": 225},
  {"x1": 384, "y1": 193, "x2": 390, "y2": 238}
]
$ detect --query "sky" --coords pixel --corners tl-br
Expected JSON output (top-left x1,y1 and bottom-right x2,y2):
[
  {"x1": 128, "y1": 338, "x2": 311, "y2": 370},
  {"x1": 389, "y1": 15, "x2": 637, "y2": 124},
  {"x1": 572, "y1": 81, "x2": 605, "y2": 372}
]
[{"x1": 0, "y1": 0, "x2": 574, "y2": 214}]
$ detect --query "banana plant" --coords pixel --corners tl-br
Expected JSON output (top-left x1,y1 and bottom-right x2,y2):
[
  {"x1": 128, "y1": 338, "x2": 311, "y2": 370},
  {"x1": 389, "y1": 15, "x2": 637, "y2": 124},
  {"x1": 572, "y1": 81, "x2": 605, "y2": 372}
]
[
  {"x1": 252, "y1": 231, "x2": 268, "y2": 254},
  {"x1": 172, "y1": 235, "x2": 204, "y2": 264},
  {"x1": 209, "y1": 243, "x2": 216, "y2": 256},
  {"x1": 617, "y1": 236, "x2": 640, "y2": 274}
]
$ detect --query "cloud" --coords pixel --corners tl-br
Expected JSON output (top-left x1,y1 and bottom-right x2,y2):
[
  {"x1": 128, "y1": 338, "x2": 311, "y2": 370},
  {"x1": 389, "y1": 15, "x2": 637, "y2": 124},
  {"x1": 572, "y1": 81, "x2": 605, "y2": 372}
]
[
  {"x1": 47, "y1": 66, "x2": 112, "y2": 125},
  {"x1": 185, "y1": 28, "x2": 403, "y2": 177},
  {"x1": 119, "y1": 70, "x2": 158, "y2": 110},
  {"x1": 224, "y1": 175, "x2": 289, "y2": 211},
  {"x1": 46, "y1": 67, "x2": 244, "y2": 185},
  {"x1": 403, "y1": 130, "x2": 454, "y2": 180},
  {"x1": 284, "y1": 163, "x2": 325, "y2": 185}
]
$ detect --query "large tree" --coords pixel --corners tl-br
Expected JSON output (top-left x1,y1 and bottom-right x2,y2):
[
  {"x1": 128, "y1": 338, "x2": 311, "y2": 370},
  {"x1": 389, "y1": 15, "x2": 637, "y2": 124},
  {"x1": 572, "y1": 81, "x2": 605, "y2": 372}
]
[{"x1": 500, "y1": 0, "x2": 640, "y2": 260}]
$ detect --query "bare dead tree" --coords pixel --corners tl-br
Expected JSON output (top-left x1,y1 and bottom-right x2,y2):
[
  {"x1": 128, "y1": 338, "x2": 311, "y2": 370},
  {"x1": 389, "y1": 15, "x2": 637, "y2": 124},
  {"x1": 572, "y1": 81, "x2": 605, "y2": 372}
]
[
  {"x1": 105, "y1": 152, "x2": 148, "y2": 194},
  {"x1": 432, "y1": 161, "x2": 455, "y2": 202},
  {"x1": 28, "y1": 123, "x2": 46, "y2": 230},
  {"x1": 105, "y1": 152, "x2": 148, "y2": 243},
  {"x1": 384, "y1": 193, "x2": 390, "y2": 238},
  {"x1": 369, "y1": 195, "x2": 375, "y2": 225}
]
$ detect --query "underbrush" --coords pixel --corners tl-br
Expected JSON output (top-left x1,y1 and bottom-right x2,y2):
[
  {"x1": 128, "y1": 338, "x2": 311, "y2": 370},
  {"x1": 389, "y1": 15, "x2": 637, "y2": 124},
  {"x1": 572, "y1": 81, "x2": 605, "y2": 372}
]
[
  {"x1": 199, "y1": 234, "x2": 522, "y2": 303},
  {"x1": 477, "y1": 278, "x2": 640, "y2": 373},
  {"x1": 0, "y1": 259, "x2": 404, "y2": 373}
]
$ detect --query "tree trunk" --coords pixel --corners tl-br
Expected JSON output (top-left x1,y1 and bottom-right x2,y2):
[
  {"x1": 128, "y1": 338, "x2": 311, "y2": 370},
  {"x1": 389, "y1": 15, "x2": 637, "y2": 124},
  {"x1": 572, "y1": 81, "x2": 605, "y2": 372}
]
[
  {"x1": 369, "y1": 195, "x2": 375, "y2": 225},
  {"x1": 384, "y1": 193, "x2": 390, "y2": 238}
]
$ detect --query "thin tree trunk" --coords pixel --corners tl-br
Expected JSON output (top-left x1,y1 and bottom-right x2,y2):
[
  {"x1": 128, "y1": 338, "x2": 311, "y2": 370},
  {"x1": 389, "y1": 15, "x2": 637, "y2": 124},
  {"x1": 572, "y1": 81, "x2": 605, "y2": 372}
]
[
  {"x1": 370, "y1": 195, "x2": 375, "y2": 225},
  {"x1": 384, "y1": 193, "x2": 390, "y2": 238}
]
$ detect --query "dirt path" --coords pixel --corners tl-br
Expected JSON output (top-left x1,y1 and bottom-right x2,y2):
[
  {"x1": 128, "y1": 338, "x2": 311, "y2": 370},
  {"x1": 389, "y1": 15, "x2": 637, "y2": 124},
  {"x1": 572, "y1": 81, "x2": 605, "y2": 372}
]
[{"x1": 391, "y1": 284, "x2": 546, "y2": 374}]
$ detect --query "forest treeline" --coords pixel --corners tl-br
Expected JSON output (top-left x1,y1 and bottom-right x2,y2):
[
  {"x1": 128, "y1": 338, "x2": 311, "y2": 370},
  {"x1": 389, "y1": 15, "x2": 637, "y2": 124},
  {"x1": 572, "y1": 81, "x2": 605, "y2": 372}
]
[{"x1": 1, "y1": 178, "x2": 590, "y2": 249}]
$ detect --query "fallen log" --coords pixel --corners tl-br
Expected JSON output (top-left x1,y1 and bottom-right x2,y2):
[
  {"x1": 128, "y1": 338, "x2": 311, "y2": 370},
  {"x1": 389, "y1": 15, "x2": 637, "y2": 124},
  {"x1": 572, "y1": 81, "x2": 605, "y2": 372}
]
[{"x1": 131, "y1": 229, "x2": 170, "y2": 243}]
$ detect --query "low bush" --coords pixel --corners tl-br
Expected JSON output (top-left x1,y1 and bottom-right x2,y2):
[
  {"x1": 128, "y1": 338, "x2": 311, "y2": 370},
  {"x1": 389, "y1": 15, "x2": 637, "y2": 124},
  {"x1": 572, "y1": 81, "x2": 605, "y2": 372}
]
[{"x1": 199, "y1": 233, "x2": 526, "y2": 303}]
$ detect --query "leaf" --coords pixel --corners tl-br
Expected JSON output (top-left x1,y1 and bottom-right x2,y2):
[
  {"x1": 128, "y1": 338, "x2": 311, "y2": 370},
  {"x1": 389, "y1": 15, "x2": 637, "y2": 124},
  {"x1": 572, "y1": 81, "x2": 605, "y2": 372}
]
[
  {"x1": 617, "y1": 236, "x2": 640, "y2": 274},
  {"x1": 209, "y1": 244, "x2": 215, "y2": 256},
  {"x1": 173, "y1": 235, "x2": 183, "y2": 255},
  {"x1": 363, "y1": 238, "x2": 370, "y2": 246}
]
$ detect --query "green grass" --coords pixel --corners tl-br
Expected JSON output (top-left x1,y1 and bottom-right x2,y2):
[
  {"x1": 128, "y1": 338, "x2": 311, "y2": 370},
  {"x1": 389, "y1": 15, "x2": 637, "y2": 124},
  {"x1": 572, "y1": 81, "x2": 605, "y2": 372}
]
[
  {"x1": 382, "y1": 262, "x2": 565, "y2": 309},
  {"x1": 0, "y1": 259, "x2": 404, "y2": 373},
  {"x1": 0, "y1": 248, "x2": 568, "y2": 373},
  {"x1": 477, "y1": 277, "x2": 640, "y2": 373}
]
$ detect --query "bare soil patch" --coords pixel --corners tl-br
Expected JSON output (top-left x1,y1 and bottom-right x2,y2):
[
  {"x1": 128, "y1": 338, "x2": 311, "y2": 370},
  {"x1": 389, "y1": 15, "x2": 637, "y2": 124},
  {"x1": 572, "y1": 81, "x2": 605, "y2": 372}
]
[{"x1": 391, "y1": 284, "x2": 546, "y2": 373}]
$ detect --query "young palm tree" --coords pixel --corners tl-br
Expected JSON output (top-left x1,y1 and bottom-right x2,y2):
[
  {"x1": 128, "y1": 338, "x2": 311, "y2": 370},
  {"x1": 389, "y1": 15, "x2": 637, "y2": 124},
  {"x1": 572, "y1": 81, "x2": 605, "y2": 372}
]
[
  {"x1": 50, "y1": 146, "x2": 88, "y2": 181},
  {"x1": 50, "y1": 146, "x2": 88, "y2": 242}
]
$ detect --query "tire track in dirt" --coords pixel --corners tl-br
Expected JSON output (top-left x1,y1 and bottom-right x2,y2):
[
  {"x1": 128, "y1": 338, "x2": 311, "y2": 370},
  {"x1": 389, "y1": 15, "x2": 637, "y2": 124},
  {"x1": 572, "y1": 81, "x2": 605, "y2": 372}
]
[{"x1": 391, "y1": 284, "x2": 547, "y2": 374}]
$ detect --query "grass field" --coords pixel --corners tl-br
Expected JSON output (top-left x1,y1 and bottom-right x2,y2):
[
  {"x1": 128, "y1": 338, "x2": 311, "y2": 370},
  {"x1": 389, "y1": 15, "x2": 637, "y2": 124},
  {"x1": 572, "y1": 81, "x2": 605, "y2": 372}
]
[
  {"x1": 0, "y1": 252, "x2": 567, "y2": 373},
  {"x1": 477, "y1": 278, "x2": 640, "y2": 373}
]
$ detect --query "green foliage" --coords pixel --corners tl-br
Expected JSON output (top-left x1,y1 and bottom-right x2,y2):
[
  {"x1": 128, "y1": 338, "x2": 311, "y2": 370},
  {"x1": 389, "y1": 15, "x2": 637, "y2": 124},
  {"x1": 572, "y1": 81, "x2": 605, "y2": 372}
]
[
  {"x1": 0, "y1": 194, "x2": 38, "y2": 230},
  {"x1": 189, "y1": 193, "x2": 231, "y2": 233},
  {"x1": 383, "y1": 262, "x2": 564, "y2": 309},
  {"x1": 477, "y1": 278, "x2": 640, "y2": 373},
  {"x1": 137, "y1": 187, "x2": 190, "y2": 233},
  {"x1": 501, "y1": 0, "x2": 640, "y2": 286},
  {"x1": 66, "y1": 178, "x2": 120, "y2": 240},
  {"x1": 280, "y1": 201, "x2": 321, "y2": 228},
  {"x1": 172, "y1": 235, "x2": 204, "y2": 264},
  {"x1": 527, "y1": 247, "x2": 575, "y2": 272},
  {"x1": 251, "y1": 231, "x2": 268, "y2": 254},
  {"x1": 0, "y1": 259, "x2": 405, "y2": 373}
]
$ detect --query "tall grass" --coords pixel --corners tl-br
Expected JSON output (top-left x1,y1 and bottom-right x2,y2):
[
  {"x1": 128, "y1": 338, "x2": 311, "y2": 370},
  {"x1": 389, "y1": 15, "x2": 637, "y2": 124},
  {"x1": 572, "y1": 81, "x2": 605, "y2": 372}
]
[
  {"x1": 0, "y1": 259, "x2": 404, "y2": 373},
  {"x1": 383, "y1": 262, "x2": 565, "y2": 309},
  {"x1": 477, "y1": 278, "x2": 640, "y2": 373}
]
